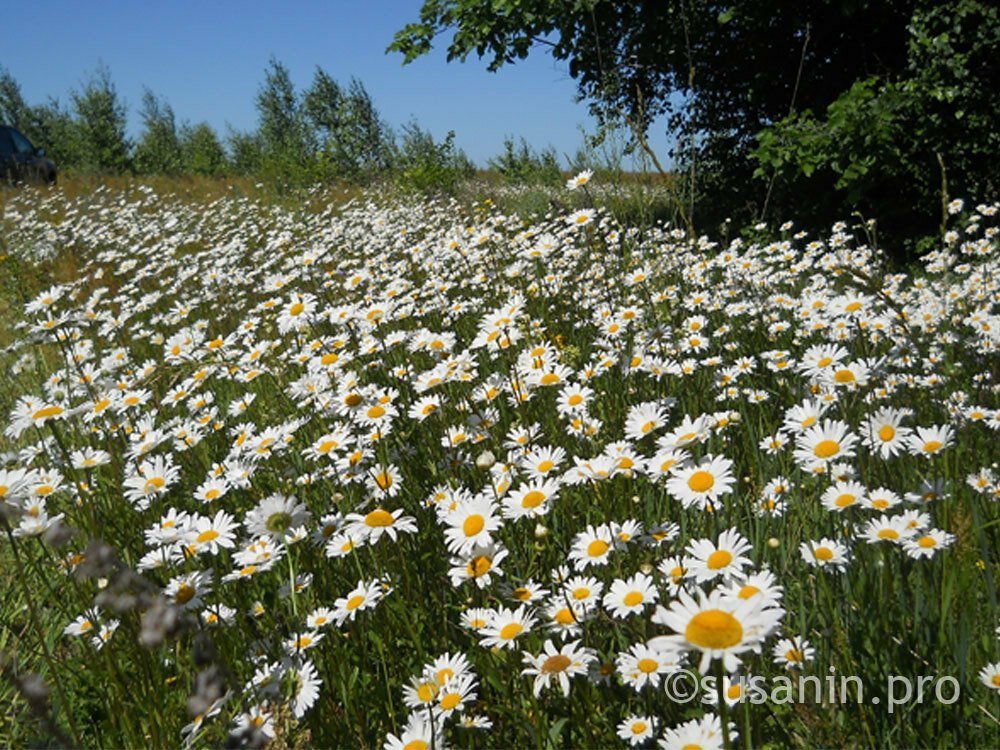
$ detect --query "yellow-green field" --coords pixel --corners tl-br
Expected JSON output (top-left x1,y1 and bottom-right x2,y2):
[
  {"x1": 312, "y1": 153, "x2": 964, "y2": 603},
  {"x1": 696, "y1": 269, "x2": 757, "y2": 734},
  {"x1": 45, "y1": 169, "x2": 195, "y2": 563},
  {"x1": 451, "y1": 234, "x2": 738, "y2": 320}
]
[{"x1": 1, "y1": 178, "x2": 998, "y2": 749}]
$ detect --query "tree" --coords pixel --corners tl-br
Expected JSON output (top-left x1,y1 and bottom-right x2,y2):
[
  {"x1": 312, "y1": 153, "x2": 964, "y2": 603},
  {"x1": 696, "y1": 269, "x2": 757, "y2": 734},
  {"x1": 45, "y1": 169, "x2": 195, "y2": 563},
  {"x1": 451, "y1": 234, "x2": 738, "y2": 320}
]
[
  {"x1": 255, "y1": 58, "x2": 312, "y2": 175},
  {"x1": 391, "y1": 1, "x2": 1000, "y2": 249},
  {"x1": 0, "y1": 67, "x2": 30, "y2": 130},
  {"x1": 133, "y1": 89, "x2": 182, "y2": 175},
  {"x1": 302, "y1": 69, "x2": 393, "y2": 180},
  {"x1": 180, "y1": 122, "x2": 228, "y2": 177},
  {"x1": 71, "y1": 64, "x2": 131, "y2": 173}
]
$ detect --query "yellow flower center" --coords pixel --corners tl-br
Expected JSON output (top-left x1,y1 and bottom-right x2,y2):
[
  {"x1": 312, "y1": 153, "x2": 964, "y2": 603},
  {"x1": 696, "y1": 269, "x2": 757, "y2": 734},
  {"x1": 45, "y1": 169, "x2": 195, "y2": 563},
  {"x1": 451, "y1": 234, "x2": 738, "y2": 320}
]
[
  {"x1": 175, "y1": 583, "x2": 196, "y2": 604},
  {"x1": 922, "y1": 440, "x2": 943, "y2": 453},
  {"x1": 554, "y1": 608, "x2": 575, "y2": 625},
  {"x1": 877, "y1": 529, "x2": 900, "y2": 540},
  {"x1": 440, "y1": 693, "x2": 461, "y2": 710},
  {"x1": 467, "y1": 555, "x2": 492, "y2": 578},
  {"x1": 685, "y1": 609, "x2": 744, "y2": 649},
  {"x1": 834, "y1": 369, "x2": 856, "y2": 383},
  {"x1": 878, "y1": 425, "x2": 896, "y2": 441},
  {"x1": 835, "y1": 494, "x2": 856, "y2": 508},
  {"x1": 463, "y1": 514, "x2": 485, "y2": 536},
  {"x1": 346, "y1": 595, "x2": 365, "y2": 611},
  {"x1": 144, "y1": 476, "x2": 166, "y2": 493},
  {"x1": 522, "y1": 490, "x2": 546, "y2": 508},
  {"x1": 365, "y1": 509, "x2": 395, "y2": 527},
  {"x1": 32, "y1": 405, "x2": 64, "y2": 420},
  {"x1": 707, "y1": 550, "x2": 733, "y2": 570},
  {"x1": 367, "y1": 405, "x2": 386, "y2": 419},
  {"x1": 738, "y1": 585, "x2": 760, "y2": 599},
  {"x1": 637, "y1": 658, "x2": 659, "y2": 674},
  {"x1": 537, "y1": 460, "x2": 554, "y2": 473},
  {"x1": 917, "y1": 535, "x2": 937, "y2": 548},
  {"x1": 289, "y1": 302, "x2": 305, "y2": 316},
  {"x1": 499, "y1": 622, "x2": 523, "y2": 640},
  {"x1": 623, "y1": 591, "x2": 644, "y2": 607},
  {"x1": 813, "y1": 440, "x2": 840, "y2": 458},
  {"x1": 814, "y1": 547, "x2": 834, "y2": 561},
  {"x1": 196, "y1": 530, "x2": 220, "y2": 543},
  {"x1": 587, "y1": 539, "x2": 609, "y2": 557},
  {"x1": 541, "y1": 654, "x2": 572, "y2": 674},
  {"x1": 688, "y1": 471, "x2": 715, "y2": 493},
  {"x1": 415, "y1": 682, "x2": 438, "y2": 703}
]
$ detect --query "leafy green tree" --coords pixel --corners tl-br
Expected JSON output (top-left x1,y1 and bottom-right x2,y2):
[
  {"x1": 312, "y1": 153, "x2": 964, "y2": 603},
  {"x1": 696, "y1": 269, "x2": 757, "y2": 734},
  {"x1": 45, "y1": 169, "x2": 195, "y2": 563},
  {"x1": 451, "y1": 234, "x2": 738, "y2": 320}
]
[
  {"x1": 391, "y1": 0, "x2": 1000, "y2": 248},
  {"x1": 227, "y1": 128, "x2": 264, "y2": 176},
  {"x1": 71, "y1": 64, "x2": 131, "y2": 173},
  {"x1": 180, "y1": 122, "x2": 228, "y2": 177},
  {"x1": 488, "y1": 136, "x2": 562, "y2": 185},
  {"x1": 754, "y1": 0, "x2": 1000, "y2": 247},
  {"x1": 255, "y1": 58, "x2": 313, "y2": 178},
  {"x1": 395, "y1": 120, "x2": 474, "y2": 194},
  {"x1": 0, "y1": 67, "x2": 30, "y2": 130},
  {"x1": 133, "y1": 89, "x2": 182, "y2": 175},
  {"x1": 302, "y1": 69, "x2": 393, "y2": 180}
]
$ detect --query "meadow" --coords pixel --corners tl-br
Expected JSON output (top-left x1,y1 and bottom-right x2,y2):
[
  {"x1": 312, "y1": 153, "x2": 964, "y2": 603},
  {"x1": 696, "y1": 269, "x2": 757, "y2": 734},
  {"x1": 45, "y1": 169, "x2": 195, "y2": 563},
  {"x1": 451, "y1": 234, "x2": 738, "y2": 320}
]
[{"x1": 0, "y1": 175, "x2": 998, "y2": 749}]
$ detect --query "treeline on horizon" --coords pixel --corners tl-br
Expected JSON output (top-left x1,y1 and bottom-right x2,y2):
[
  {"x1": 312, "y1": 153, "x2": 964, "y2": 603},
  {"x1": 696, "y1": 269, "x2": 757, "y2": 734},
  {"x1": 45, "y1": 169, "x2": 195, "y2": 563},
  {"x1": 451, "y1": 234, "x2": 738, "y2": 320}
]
[{"x1": 0, "y1": 59, "x2": 567, "y2": 191}]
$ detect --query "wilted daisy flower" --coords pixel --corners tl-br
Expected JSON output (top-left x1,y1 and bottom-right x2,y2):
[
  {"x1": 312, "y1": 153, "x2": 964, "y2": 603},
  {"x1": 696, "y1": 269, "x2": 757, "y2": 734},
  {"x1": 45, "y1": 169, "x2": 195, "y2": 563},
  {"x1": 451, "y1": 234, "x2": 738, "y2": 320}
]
[{"x1": 521, "y1": 639, "x2": 596, "y2": 696}]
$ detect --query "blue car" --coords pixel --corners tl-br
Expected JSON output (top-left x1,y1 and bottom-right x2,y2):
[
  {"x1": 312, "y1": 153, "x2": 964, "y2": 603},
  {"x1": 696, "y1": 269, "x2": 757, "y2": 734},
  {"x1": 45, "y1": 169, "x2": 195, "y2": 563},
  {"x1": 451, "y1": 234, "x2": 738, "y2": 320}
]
[{"x1": 0, "y1": 125, "x2": 57, "y2": 185}]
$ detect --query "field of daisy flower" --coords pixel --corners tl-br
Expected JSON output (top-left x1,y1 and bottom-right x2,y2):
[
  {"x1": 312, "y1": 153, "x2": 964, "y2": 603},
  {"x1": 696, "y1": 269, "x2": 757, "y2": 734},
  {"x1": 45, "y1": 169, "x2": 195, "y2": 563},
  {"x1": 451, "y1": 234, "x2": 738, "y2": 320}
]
[{"x1": 0, "y1": 176, "x2": 998, "y2": 749}]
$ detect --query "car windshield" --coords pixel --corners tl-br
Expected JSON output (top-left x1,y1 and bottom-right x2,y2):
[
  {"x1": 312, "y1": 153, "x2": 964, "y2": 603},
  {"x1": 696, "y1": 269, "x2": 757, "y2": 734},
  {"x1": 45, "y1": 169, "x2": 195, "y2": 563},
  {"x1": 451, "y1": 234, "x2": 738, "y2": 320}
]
[
  {"x1": 0, "y1": 129, "x2": 15, "y2": 157},
  {"x1": 10, "y1": 128, "x2": 35, "y2": 155}
]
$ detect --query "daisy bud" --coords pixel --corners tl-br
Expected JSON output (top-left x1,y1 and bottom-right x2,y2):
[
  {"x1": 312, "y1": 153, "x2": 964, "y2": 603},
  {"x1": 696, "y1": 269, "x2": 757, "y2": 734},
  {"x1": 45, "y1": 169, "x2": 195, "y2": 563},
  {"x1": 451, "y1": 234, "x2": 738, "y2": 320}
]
[
  {"x1": 534, "y1": 523, "x2": 549, "y2": 539},
  {"x1": 767, "y1": 537, "x2": 780, "y2": 549},
  {"x1": 631, "y1": 495, "x2": 640, "y2": 504},
  {"x1": 476, "y1": 451, "x2": 496, "y2": 470},
  {"x1": 97, "y1": 577, "x2": 108, "y2": 589},
  {"x1": 639, "y1": 563, "x2": 654, "y2": 575}
]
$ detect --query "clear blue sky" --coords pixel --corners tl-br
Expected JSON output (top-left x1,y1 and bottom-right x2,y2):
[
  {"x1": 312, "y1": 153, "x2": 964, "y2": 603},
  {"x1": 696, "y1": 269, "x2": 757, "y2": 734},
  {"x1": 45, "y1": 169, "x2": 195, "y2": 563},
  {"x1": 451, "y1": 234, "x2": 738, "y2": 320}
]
[{"x1": 1, "y1": 0, "x2": 672, "y2": 167}]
